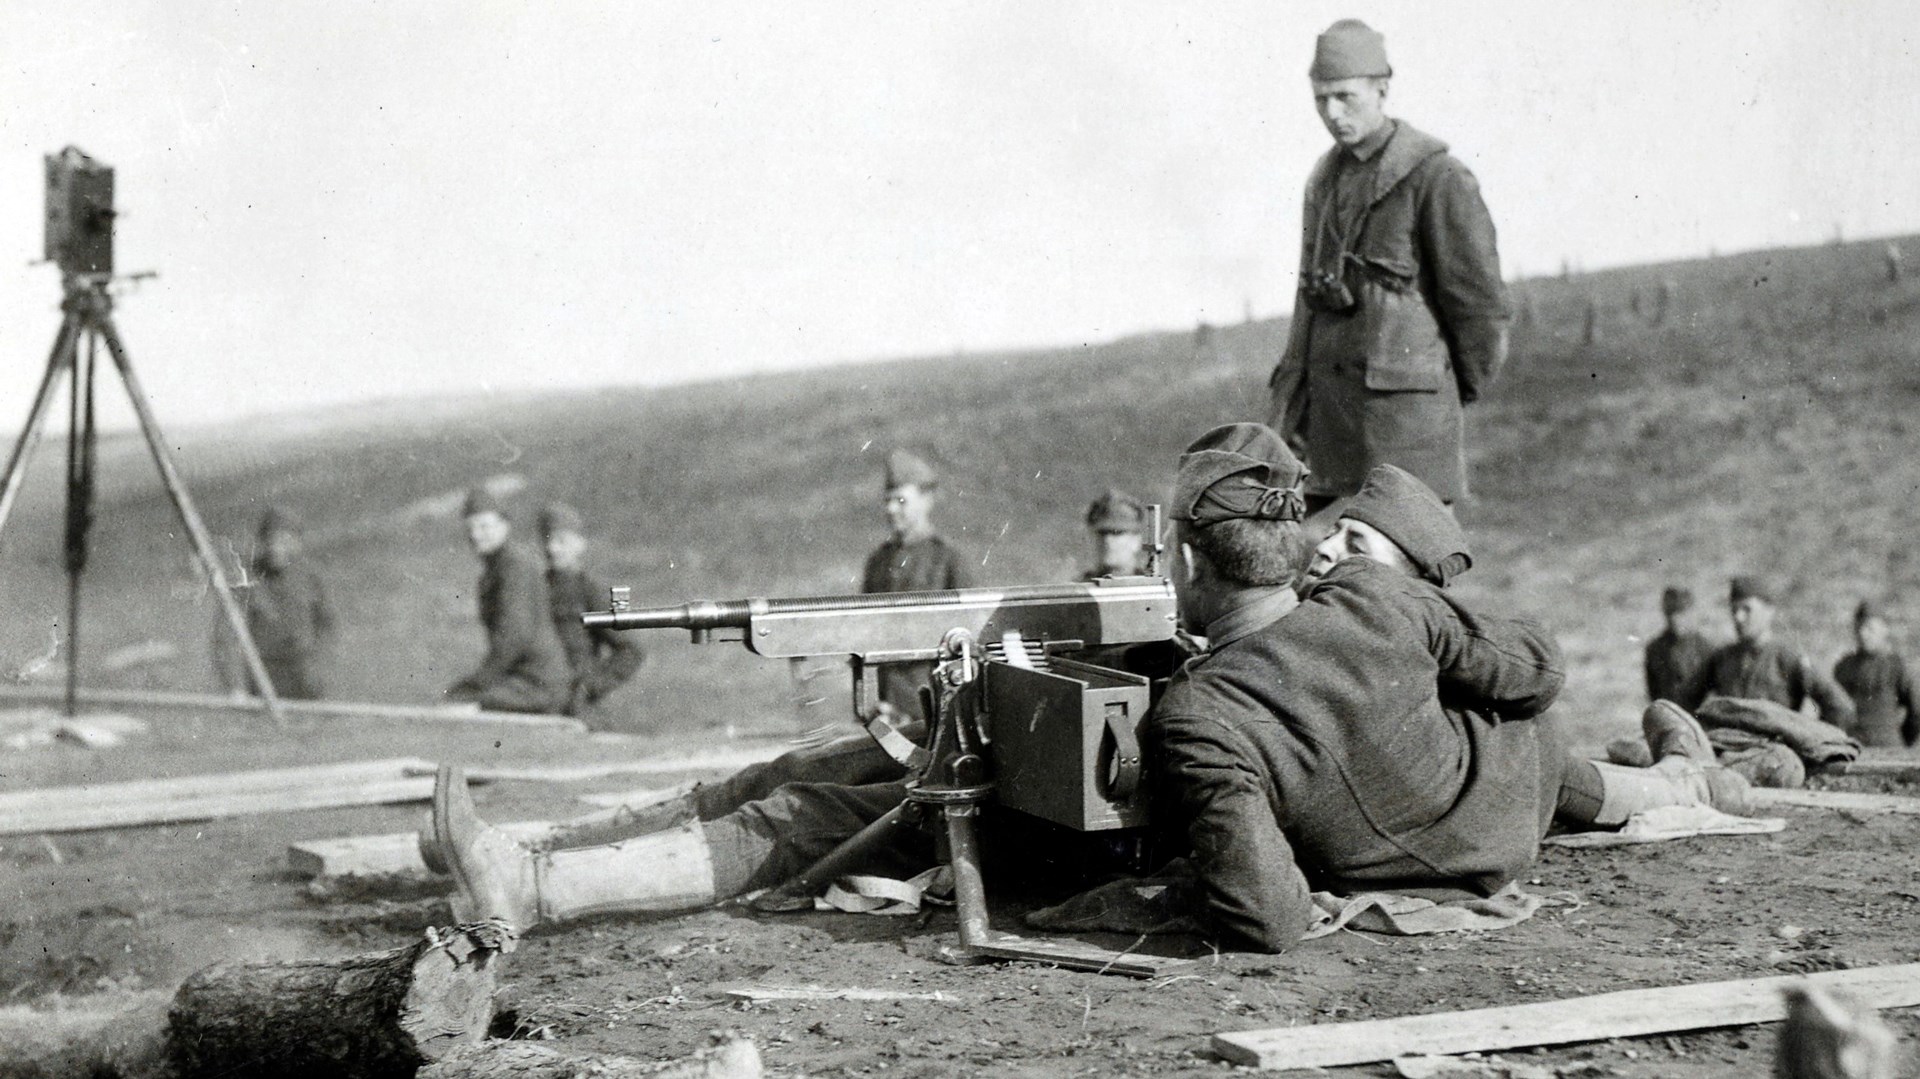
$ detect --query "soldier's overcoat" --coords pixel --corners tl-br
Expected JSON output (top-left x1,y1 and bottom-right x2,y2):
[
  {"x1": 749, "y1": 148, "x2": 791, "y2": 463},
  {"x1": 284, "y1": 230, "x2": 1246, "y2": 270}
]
[{"x1": 1270, "y1": 121, "x2": 1509, "y2": 502}]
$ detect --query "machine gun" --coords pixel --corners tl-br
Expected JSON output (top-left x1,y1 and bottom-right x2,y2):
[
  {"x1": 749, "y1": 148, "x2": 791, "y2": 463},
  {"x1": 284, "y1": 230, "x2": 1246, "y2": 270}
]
[{"x1": 584, "y1": 568, "x2": 1189, "y2": 976}]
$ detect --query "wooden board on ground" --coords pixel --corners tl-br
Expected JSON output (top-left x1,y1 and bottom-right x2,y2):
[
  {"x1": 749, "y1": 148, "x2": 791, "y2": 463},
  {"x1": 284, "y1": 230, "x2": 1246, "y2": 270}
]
[
  {"x1": 722, "y1": 985, "x2": 963, "y2": 1004},
  {"x1": 0, "y1": 683, "x2": 586, "y2": 733},
  {"x1": 290, "y1": 820, "x2": 551, "y2": 878},
  {"x1": 1751, "y1": 787, "x2": 1920, "y2": 815},
  {"x1": 0, "y1": 757, "x2": 439, "y2": 835},
  {"x1": 1211, "y1": 961, "x2": 1920, "y2": 1071},
  {"x1": 1828, "y1": 756, "x2": 1920, "y2": 778}
]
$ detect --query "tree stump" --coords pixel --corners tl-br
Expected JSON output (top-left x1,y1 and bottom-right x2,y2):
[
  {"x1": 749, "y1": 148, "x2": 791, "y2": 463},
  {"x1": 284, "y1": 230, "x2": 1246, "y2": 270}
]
[{"x1": 166, "y1": 921, "x2": 513, "y2": 1079}]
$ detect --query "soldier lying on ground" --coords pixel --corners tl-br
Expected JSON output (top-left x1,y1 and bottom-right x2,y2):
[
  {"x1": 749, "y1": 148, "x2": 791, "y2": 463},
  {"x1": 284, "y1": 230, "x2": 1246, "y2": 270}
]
[{"x1": 424, "y1": 426, "x2": 1749, "y2": 953}]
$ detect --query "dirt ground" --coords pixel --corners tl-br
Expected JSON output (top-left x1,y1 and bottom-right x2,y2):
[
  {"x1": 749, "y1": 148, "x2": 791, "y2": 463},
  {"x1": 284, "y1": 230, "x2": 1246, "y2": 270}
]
[{"x1": 4, "y1": 706, "x2": 1918, "y2": 1078}]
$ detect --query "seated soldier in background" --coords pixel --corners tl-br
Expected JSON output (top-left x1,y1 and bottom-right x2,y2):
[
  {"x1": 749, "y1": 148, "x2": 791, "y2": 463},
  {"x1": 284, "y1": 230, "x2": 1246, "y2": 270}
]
[
  {"x1": 214, "y1": 506, "x2": 335, "y2": 700},
  {"x1": 539, "y1": 503, "x2": 644, "y2": 715},
  {"x1": 1833, "y1": 601, "x2": 1917, "y2": 748},
  {"x1": 1645, "y1": 585, "x2": 1711, "y2": 704},
  {"x1": 444, "y1": 488, "x2": 573, "y2": 715},
  {"x1": 1675, "y1": 576, "x2": 1855, "y2": 730},
  {"x1": 1149, "y1": 442, "x2": 1748, "y2": 952},
  {"x1": 1082, "y1": 488, "x2": 1153, "y2": 579}
]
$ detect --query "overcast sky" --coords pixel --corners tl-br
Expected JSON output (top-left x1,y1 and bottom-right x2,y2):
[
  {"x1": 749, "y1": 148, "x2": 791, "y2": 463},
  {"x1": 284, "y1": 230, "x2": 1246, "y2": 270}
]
[{"x1": 1, "y1": 1, "x2": 1915, "y2": 429}]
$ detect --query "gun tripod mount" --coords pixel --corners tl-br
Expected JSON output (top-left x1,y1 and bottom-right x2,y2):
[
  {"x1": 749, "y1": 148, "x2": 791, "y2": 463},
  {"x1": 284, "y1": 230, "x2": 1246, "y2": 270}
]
[{"x1": 0, "y1": 155, "x2": 286, "y2": 721}]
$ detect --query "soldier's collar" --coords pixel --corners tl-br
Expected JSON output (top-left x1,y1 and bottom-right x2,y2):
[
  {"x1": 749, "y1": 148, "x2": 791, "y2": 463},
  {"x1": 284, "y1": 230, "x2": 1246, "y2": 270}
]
[
  {"x1": 1205, "y1": 587, "x2": 1300, "y2": 649},
  {"x1": 1342, "y1": 119, "x2": 1396, "y2": 163}
]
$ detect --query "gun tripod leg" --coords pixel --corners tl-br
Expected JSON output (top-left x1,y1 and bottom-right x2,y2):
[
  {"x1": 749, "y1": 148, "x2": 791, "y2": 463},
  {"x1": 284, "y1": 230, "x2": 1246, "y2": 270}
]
[{"x1": 747, "y1": 802, "x2": 911, "y2": 912}]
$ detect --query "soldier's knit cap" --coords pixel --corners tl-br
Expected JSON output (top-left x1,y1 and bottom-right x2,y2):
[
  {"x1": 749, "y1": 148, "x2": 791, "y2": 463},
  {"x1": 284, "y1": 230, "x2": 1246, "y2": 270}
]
[
  {"x1": 1170, "y1": 423, "x2": 1308, "y2": 527},
  {"x1": 1086, "y1": 488, "x2": 1147, "y2": 534},
  {"x1": 462, "y1": 485, "x2": 507, "y2": 519},
  {"x1": 257, "y1": 505, "x2": 301, "y2": 537},
  {"x1": 1855, "y1": 599, "x2": 1886, "y2": 625},
  {"x1": 1661, "y1": 586, "x2": 1694, "y2": 615},
  {"x1": 538, "y1": 502, "x2": 586, "y2": 537},
  {"x1": 884, "y1": 448, "x2": 938, "y2": 490},
  {"x1": 1729, "y1": 575, "x2": 1774, "y2": 605},
  {"x1": 1341, "y1": 464, "x2": 1472, "y2": 587},
  {"x1": 1310, "y1": 19, "x2": 1391, "y2": 81}
]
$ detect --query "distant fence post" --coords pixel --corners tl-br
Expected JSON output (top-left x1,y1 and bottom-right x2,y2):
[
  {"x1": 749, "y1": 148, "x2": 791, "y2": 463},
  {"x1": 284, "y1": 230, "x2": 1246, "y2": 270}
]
[
  {"x1": 1888, "y1": 242, "x2": 1904, "y2": 284},
  {"x1": 1582, "y1": 298, "x2": 1601, "y2": 345}
]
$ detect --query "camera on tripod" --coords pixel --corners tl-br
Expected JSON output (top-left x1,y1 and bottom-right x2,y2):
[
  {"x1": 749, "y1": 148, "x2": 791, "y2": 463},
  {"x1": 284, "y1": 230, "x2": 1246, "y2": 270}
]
[{"x1": 44, "y1": 147, "x2": 115, "y2": 276}]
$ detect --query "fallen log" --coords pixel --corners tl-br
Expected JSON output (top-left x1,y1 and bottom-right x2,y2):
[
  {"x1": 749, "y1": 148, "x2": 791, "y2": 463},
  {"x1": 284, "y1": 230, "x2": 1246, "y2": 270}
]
[
  {"x1": 1211, "y1": 961, "x2": 1920, "y2": 1071},
  {"x1": 0, "y1": 922, "x2": 512, "y2": 1079}
]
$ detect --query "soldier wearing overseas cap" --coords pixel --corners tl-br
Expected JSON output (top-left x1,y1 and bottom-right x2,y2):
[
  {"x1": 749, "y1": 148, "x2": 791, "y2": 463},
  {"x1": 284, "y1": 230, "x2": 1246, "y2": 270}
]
[
  {"x1": 1082, "y1": 488, "x2": 1152, "y2": 580},
  {"x1": 1832, "y1": 600, "x2": 1918, "y2": 748},
  {"x1": 1674, "y1": 576, "x2": 1855, "y2": 730},
  {"x1": 213, "y1": 505, "x2": 336, "y2": 700},
  {"x1": 538, "y1": 503, "x2": 644, "y2": 716},
  {"x1": 1267, "y1": 19, "x2": 1510, "y2": 511},
  {"x1": 1643, "y1": 585, "x2": 1713, "y2": 705},
  {"x1": 1141, "y1": 429, "x2": 1566, "y2": 950},
  {"x1": 444, "y1": 487, "x2": 573, "y2": 714},
  {"x1": 862, "y1": 449, "x2": 975, "y2": 717}
]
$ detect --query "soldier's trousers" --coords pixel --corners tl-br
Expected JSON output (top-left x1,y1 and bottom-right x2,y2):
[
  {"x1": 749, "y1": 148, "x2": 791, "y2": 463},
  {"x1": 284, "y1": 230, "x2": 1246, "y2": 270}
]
[
  {"x1": 692, "y1": 729, "x2": 911, "y2": 821},
  {"x1": 699, "y1": 780, "x2": 929, "y2": 898}
]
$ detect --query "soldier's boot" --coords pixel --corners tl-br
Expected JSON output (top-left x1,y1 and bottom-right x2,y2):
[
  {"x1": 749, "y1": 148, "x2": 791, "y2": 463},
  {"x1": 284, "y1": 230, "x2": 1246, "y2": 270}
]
[
  {"x1": 1586, "y1": 702, "x2": 1753, "y2": 823},
  {"x1": 430, "y1": 765, "x2": 716, "y2": 931}
]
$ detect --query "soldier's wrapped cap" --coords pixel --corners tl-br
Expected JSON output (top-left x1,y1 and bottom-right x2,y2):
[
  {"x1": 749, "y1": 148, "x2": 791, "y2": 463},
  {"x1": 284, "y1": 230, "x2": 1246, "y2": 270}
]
[
  {"x1": 1170, "y1": 423, "x2": 1307, "y2": 526},
  {"x1": 257, "y1": 505, "x2": 301, "y2": 537},
  {"x1": 883, "y1": 448, "x2": 938, "y2": 490},
  {"x1": 1310, "y1": 19, "x2": 1391, "y2": 81},
  {"x1": 1086, "y1": 488, "x2": 1147, "y2": 534},
  {"x1": 538, "y1": 501, "x2": 585, "y2": 537},
  {"x1": 1341, "y1": 464, "x2": 1471, "y2": 586},
  {"x1": 1729, "y1": 575, "x2": 1774, "y2": 605},
  {"x1": 1661, "y1": 586, "x2": 1694, "y2": 615},
  {"x1": 462, "y1": 486, "x2": 507, "y2": 519}
]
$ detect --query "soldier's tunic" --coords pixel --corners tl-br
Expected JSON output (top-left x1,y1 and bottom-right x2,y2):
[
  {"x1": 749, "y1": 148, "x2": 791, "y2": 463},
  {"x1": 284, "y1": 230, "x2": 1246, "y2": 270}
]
[
  {"x1": 1644, "y1": 628, "x2": 1712, "y2": 704},
  {"x1": 215, "y1": 561, "x2": 334, "y2": 700},
  {"x1": 546, "y1": 566, "x2": 644, "y2": 711},
  {"x1": 452, "y1": 543, "x2": 573, "y2": 715},
  {"x1": 1833, "y1": 650, "x2": 1918, "y2": 748},
  {"x1": 1676, "y1": 639, "x2": 1856, "y2": 730},
  {"x1": 1143, "y1": 557, "x2": 1562, "y2": 952},
  {"x1": 861, "y1": 534, "x2": 974, "y2": 717},
  {"x1": 1269, "y1": 120, "x2": 1510, "y2": 502}
]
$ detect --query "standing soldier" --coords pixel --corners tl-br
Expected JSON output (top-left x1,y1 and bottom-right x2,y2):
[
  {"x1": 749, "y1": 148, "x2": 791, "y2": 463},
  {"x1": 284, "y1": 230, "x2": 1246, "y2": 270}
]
[
  {"x1": 445, "y1": 488, "x2": 572, "y2": 715},
  {"x1": 862, "y1": 449, "x2": 974, "y2": 716},
  {"x1": 1645, "y1": 585, "x2": 1712, "y2": 703},
  {"x1": 1833, "y1": 601, "x2": 1918, "y2": 748},
  {"x1": 1267, "y1": 18, "x2": 1510, "y2": 513},
  {"x1": 539, "y1": 502, "x2": 644, "y2": 716},
  {"x1": 214, "y1": 506, "x2": 334, "y2": 700},
  {"x1": 1083, "y1": 488, "x2": 1152, "y2": 579}
]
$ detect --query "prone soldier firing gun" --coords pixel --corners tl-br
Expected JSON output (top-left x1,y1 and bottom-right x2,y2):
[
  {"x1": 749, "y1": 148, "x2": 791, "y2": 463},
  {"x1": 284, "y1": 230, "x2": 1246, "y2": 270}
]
[{"x1": 428, "y1": 546, "x2": 1196, "y2": 975}]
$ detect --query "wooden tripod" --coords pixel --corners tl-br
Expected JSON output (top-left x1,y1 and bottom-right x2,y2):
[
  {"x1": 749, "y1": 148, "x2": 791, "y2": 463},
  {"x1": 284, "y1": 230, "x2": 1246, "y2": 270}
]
[{"x1": 0, "y1": 274, "x2": 285, "y2": 722}]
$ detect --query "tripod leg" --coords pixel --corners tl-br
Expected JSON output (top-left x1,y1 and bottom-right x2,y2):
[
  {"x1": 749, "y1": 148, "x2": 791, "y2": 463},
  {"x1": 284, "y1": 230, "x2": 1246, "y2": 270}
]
[
  {"x1": 746, "y1": 802, "x2": 911, "y2": 912},
  {"x1": 0, "y1": 314, "x2": 78, "y2": 539},
  {"x1": 91, "y1": 311, "x2": 287, "y2": 724}
]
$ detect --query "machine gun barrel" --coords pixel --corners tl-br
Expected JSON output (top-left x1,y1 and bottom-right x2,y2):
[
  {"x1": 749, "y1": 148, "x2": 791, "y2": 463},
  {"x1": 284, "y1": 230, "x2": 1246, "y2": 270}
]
[{"x1": 584, "y1": 578, "x2": 1176, "y2": 661}]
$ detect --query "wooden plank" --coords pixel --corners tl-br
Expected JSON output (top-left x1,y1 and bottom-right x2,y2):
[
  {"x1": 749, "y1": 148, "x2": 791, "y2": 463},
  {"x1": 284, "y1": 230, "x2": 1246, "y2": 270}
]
[
  {"x1": 1750, "y1": 788, "x2": 1920, "y2": 815},
  {"x1": 289, "y1": 821, "x2": 551, "y2": 878},
  {"x1": 575, "y1": 787, "x2": 687, "y2": 809},
  {"x1": 721, "y1": 985, "x2": 962, "y2": 1004},
  {"x1": 1212, "y1": 962, "x2": 1920, "y2": 1071},
  {"x1": 0, "y1": 758, "x2": 438, "y2": 835},
  {"x1": 0, "y1": 684, "x2": 586, "y2": 733},
  {"x1": 1828, "y1": 757, "x2": 1920, "y2": 778}
]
